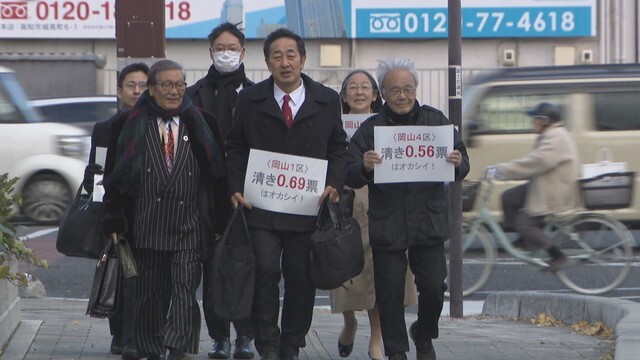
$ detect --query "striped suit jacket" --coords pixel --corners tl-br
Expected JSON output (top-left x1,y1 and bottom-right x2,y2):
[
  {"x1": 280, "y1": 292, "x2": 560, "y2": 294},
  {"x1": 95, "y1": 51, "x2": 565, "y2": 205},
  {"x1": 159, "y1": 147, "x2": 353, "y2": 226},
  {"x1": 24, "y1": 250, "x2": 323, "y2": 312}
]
[{"x1": 134, "y1": 119, "x2": 201, "y2": 250}]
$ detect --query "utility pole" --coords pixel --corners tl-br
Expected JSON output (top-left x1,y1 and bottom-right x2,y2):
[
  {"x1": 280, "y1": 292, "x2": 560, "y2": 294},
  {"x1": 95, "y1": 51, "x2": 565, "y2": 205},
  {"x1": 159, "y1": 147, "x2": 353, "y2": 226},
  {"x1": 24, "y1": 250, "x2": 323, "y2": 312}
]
[
  {"x1": 115, "y1": 0, "x2": 165, "y2": 79},
  {"x1": 448, "y1": 0, "x2": 463, "y2": 318}
]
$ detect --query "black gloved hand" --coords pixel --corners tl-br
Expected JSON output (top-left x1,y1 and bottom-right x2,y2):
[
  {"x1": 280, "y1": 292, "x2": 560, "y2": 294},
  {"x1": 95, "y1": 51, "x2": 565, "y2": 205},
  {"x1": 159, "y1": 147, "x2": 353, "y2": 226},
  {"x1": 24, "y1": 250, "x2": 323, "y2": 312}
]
[{"x1": 83, "y1": 163, "x2": 104, "y2": 193}]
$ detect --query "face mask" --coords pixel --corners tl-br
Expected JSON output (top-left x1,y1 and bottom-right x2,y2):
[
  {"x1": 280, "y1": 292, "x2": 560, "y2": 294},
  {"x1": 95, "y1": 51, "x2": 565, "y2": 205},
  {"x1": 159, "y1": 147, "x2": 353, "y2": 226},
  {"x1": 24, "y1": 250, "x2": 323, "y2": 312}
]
[{"x1": 213, "y1": 50, "x2": 242, "y2": 73}]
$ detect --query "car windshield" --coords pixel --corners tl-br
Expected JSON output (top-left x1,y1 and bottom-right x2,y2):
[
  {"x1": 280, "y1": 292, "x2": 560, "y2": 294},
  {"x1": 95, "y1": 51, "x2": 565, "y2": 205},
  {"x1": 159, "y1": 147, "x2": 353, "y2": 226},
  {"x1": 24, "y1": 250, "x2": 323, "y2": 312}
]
[{"x1": 0, "y1": 73, "x2": 42, "y2": 123}]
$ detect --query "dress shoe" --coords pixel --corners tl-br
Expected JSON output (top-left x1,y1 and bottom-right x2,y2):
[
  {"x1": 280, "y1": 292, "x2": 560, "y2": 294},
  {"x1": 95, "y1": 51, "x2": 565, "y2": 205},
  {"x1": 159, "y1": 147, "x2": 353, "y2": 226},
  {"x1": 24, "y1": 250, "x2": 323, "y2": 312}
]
[
  {"x1": 338, "y1": 318, "x2": 358, "y2": 357},
  {"x1": 167, "y1": 346, "x2": 191, "y2": 360},
  {"x1": 110, "y1": 336, "x2": 124, "y2": 355},
  {"x1": 369, "y1": 351, "x2": 383, "y2": 360},
  {"x1": 209, "y1": 338, "x2": 231, "y2": 359},
  {"x1": 121, "y1": 344, "x2": 139, "y2": 359},
  {"x1": 146, "y1": 355, "x2": 166, "y2": 360},
  {"x1": 260, "y1": 351, "x2": 279, "y2": 360},
  {"x1": 543, "y1": 255, "x2": 570, "y2": 272},
  {"x1": 233, "y1": 336, "x2": 254, "y2": 359},
  {"x1": 409, "y1": 322, "x2": 436, "y2": 360},
  {"x1": 388, "y1": 352, "x2": 407, "y2": 360},
  {"x1": 281, "y1": 355, "x2": 299, "y2": 360}
]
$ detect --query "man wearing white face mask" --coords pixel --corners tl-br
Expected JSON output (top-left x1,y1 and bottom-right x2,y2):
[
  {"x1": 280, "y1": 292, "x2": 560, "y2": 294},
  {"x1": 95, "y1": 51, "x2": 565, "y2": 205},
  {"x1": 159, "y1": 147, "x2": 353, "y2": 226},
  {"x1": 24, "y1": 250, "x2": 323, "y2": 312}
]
[
  {"x1": 188, "y1": 22, "x2": 255, "y2": 137},
  {"x1": 186, "y1": 22, "x2": 255, "y2": 360}
]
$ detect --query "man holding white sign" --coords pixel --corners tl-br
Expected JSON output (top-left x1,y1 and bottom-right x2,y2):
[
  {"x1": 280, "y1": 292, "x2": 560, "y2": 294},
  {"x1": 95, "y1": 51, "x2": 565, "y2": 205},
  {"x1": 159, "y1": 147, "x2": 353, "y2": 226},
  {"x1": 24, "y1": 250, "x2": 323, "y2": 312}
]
[
  {"x1": 225, "y1": 28, "x2": 349, "y2": 360},
  {"x1": 346, "y1": 58, "x2": 469, "y2": 360}
]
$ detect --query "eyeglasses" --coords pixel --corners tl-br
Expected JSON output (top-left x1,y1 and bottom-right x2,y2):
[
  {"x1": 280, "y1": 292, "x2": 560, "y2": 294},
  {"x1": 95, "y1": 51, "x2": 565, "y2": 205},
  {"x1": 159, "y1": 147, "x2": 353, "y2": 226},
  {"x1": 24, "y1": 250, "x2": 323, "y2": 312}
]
[
  {"x1": 385, "y1": 86, "x2": 416, "y2": 97},
  {"x1": 123, "y1": 82, "x2": 147, "y2": 91},
  {"x1": 156, "y1": 81, "x2": 187, "y2": 91},
  {"x1": 213, "y1": 49, "x2": 242, "y2": 57},
  {"x1": 532, "y1": 115, "x2": 549, "y2": 120},
  {"x1": 347, "y1": 83, "x2": 373, "y2": 93}
]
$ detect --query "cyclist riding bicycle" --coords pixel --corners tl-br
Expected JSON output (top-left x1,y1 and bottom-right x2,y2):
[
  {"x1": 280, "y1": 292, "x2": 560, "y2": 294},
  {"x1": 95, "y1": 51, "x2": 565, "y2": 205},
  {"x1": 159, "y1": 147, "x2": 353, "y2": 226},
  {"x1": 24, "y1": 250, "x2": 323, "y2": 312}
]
[{"x1": 488, "y1": 102, "x2": 581, "y2": 272}]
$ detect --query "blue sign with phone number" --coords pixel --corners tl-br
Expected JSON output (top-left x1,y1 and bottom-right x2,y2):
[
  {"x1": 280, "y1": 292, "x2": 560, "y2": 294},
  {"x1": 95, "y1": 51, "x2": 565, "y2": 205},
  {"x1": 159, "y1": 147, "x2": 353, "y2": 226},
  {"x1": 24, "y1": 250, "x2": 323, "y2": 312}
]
[{"x1": 355, "y1": 7, "x2": 593, "y2": 38}]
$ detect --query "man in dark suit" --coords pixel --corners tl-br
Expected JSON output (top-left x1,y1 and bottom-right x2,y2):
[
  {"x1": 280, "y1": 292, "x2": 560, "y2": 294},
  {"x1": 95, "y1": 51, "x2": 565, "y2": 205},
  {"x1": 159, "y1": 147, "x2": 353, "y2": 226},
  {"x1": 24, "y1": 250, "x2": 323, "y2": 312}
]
[
  {"x1": 225, "y1": 28, "x2": 349, "y2": 360},
  {"x1": 102, "y1": 59, "x2": 229, "y2": 360},
  {"x1": 83, "y1": 62, "x2": 149, "y2": 360},
  {"x1": 186, "y1": 22, "x2": 255, "y2": 360}
]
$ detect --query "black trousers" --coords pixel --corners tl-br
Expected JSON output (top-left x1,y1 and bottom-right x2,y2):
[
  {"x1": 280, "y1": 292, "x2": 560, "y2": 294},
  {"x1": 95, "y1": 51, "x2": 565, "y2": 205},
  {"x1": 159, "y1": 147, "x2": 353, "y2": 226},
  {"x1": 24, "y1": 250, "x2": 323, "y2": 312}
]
[
  {"x1": 202, "y1": 258, "x2": 254, "y2": 340},
  {"x1": 501, "y1": 183, "x2": 551, "y2": 249},
  {"x1": 249, "y1": 228, "x2": 316, "y2": 357},
  {"x1": 108, "y1": 275, "x2": 137, "y2": 347},
  {"x1": 372, "y1": 244, "x2": 447, "y2": 356}
]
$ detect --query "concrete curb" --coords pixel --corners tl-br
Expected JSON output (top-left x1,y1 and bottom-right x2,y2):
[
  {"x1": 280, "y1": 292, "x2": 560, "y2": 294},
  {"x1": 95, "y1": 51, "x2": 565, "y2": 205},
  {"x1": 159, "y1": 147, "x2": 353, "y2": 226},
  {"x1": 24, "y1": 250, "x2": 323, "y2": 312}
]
[{"x1": 482, "y1": 291, "x2": 640, "y2": 360}]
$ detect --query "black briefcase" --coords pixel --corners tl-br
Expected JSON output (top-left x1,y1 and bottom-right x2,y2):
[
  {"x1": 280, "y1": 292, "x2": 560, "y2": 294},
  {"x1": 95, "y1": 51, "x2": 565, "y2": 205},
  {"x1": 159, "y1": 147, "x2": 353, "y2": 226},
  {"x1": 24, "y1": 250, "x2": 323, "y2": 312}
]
[{"x1": 310, "y1": 197, "x2": 364, "y2": 290}]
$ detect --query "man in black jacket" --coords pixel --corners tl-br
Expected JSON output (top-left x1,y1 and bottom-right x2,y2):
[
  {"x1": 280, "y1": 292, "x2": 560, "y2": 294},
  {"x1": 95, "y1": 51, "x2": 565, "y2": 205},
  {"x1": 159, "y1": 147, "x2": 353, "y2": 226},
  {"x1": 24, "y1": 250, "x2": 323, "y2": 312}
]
[
  {"x1": 346, "y1": 58, "x2": 470, "y2": 360},
  {"x1": 225, "y1": 28, "x2": 349, "y2": 360},
  {"x1": 83, "y1": 62, "x2": 148, "y2": 360},
  {"x1": 186, "y1": 22, "x2": 255, "y2": 360}
]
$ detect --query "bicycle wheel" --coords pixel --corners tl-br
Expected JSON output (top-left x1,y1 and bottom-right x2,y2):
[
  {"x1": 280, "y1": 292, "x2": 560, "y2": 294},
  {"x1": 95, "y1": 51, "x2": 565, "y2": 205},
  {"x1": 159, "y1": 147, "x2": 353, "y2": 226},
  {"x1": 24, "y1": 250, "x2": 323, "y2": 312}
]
[
  {"x1": 445, "y1": 221, "x2": 496, "y2": 297},
  {"x1": 554, "y1": 214, "x2": 634, "y2": 295}
]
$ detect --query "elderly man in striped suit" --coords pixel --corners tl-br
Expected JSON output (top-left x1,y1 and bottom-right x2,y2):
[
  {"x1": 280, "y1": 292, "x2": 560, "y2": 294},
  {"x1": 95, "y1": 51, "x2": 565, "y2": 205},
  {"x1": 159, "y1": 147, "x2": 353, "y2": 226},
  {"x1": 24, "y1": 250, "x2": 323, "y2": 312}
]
[{"x1": 102, "y1": 59, "x2": 230, "y2": 360}]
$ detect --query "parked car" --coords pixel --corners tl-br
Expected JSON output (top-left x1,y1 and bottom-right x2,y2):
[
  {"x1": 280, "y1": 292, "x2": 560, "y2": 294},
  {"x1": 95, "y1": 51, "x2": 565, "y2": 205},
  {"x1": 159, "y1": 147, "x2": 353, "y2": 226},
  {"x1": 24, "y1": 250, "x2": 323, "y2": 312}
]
[
  {"x1": 30, "y1": 96, "x2": 118, "y2": 132},
  {"x1": 0, "y1": 66, "x2": 89, "y2": 224},
  {"x1": 462, "y1": 64, "x2": 640, "y2": 226}
]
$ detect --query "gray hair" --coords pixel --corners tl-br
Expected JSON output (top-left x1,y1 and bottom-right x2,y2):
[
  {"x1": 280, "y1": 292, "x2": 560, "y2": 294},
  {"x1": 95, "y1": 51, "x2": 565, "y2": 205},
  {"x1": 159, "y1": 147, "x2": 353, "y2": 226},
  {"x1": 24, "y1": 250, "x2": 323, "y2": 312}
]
[
  {"x1": 376, "y1": 58, "x2": 419, "y2": 90},
  {"x1": 148, "y1": 59, "x2": 185, "y2": 85}
]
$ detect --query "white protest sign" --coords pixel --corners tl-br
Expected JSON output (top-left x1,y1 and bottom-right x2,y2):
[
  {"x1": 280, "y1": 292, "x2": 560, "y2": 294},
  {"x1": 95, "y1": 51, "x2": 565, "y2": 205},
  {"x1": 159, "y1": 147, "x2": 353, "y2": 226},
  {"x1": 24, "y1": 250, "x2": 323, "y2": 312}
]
[
  {"x1": 244, "y1": 149, "x2": 328, "y2": 216},
  {"x1": 374, "y1": 125, "x2": 454, "y2": 183},
  {"x1": 93, "y1": 174, "x2": 105, "y2": 202},
  {"x1": 95, "y1": 147, "x2": 107, "y2": 167},
  {"x1": 342, "y1": 114, "x2": 371, "y2": 143}
]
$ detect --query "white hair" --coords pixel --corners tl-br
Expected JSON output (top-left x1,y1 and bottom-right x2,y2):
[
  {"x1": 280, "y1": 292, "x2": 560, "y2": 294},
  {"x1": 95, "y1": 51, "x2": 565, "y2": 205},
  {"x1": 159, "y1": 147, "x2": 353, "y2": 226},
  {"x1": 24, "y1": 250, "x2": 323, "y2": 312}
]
[{"x1": 376, "y1": 58, "x2": 419, "y2": 90}]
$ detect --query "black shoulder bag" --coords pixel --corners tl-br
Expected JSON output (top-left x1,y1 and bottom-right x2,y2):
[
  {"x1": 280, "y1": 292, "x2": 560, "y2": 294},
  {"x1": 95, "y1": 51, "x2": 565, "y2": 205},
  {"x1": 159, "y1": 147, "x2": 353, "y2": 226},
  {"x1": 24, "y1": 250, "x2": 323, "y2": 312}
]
[
  {"x1": 56, "y1": 184, "x2": 106, "y2": 259},
  {"x1": 210, "y1": 206, "x2": 255, "y2": 321},
  {"x1": 310, "y1": 197, "x2": 364, "y2": 290}
]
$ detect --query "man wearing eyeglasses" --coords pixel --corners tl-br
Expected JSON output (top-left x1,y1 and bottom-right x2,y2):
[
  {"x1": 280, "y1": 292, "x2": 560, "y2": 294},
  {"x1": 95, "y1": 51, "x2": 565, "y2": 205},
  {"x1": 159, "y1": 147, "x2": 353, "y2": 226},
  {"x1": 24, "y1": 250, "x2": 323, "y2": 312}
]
[
  {"x1": 82, "y1": 62, "x2": 148, "y2": 360},
  {"x1": 186, "y1": 22, "x2": 255, "y2": 360},
  {"x1": 102, "y1": 59, "x2": 229, "y2": 360},
  {"x1": 346, "y1": 58, "x2": 470, "y2": 360}
]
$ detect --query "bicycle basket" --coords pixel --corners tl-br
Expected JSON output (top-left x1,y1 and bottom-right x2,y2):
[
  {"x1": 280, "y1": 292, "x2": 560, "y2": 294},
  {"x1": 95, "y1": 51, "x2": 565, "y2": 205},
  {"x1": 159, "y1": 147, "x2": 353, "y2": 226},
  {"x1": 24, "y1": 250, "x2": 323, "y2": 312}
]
[
  {"x1": 579, "y1": 171, "x2": 635, "y2": 210},
  {"x1": 462, "y1": 180, "x2": 481, "y2": 212}
]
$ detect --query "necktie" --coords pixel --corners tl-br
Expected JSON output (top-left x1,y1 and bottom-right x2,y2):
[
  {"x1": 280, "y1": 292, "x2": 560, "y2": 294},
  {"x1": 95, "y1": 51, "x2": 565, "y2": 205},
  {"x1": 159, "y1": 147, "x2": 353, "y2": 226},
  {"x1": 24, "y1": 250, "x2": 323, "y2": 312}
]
[
  {"x1": 282, "y1": 94, "x2": 293, "y2": 128},
  {"x1": 164, "y1": 119, "x2": 174, "y2": 172}
]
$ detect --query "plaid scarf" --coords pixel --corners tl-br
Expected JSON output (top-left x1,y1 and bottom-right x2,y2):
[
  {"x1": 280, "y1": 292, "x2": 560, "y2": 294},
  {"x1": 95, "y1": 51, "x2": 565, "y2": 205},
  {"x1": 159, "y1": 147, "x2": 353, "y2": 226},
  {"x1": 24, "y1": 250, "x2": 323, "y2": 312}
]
[{"x1": 104, "y1": 91, "x2": 224, "y2": 195}]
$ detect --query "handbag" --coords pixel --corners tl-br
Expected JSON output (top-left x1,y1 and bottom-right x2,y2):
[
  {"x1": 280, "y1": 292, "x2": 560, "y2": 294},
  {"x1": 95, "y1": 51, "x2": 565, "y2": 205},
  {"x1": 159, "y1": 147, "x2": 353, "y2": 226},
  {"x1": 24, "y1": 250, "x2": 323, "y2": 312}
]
[
  {"x1": 210, "y1": 206, "x2": 255, "y2": 321},
  {"x1": 56, "y1": 184, "x2": 106, "y2": 259},
  {"x1": 86, "y1": 240, "x2": 120, "y2": 318},
  {"x1": 310, "y1": 197, "x2": 364, "y2": 290},
  {"x1": 339, "y1": 188, "x2": 356, "y2": 218}
]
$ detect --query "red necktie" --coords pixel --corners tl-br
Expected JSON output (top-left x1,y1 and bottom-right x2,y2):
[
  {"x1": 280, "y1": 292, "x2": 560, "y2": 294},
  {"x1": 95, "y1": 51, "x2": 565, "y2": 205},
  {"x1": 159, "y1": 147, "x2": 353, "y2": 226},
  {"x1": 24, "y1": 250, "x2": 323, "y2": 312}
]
[
  {"x1": 282, "y1": 94, "x2": 293, "y2": 128},
  {"x1": 164, "y1": 119, "x2": 174, "y2": 172}
]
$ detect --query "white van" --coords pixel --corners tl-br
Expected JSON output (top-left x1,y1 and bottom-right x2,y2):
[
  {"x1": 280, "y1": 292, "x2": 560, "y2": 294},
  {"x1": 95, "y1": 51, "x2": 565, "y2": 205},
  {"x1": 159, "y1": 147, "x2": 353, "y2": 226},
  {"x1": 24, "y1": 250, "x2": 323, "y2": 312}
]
[
  {"x1": 462, "y1": 64, "x2": 639, "y2": 226},
  {"x1": 0, "y1": 66, "x2": 89, "y2": 224}
]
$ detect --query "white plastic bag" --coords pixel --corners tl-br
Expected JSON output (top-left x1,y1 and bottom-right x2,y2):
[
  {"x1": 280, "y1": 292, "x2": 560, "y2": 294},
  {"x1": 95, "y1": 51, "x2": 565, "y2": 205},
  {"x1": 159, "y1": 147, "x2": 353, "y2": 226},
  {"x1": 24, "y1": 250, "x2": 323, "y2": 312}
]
[{"x1": 581, "y1": 148, "x2": 627, "y2": 179}]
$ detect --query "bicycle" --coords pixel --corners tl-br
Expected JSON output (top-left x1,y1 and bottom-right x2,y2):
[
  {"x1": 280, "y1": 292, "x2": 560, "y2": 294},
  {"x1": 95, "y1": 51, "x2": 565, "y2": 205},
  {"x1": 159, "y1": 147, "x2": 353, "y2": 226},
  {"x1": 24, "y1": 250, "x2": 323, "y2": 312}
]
[{"x1": 446, "y1": 169, "x2": 635, "y2": 296}]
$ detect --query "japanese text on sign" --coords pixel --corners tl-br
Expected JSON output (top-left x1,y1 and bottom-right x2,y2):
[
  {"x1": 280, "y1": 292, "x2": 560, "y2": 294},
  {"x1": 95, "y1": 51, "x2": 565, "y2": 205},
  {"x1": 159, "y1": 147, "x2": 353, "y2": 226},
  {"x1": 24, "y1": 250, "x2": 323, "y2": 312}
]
[
  {"x1": 373, "y1": 125, "x2": 454, "y2": 184},
  {"x1": 244, "y1": 149, "x2": 327, "y2": 216},
  {"x1": 342, "y1": 113, "x2": 372, "y2": 143}
]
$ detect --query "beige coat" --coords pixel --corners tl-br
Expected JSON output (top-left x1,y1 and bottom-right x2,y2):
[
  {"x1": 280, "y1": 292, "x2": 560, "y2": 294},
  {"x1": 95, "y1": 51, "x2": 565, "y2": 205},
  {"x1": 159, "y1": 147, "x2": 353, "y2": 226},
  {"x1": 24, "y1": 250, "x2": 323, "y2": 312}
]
[
  {"x1": 330, "y1": 186, "x2": 418, "y2": 313},
  {"x1": 495, "y1": 123, "x2": 580, "y2": 216}
]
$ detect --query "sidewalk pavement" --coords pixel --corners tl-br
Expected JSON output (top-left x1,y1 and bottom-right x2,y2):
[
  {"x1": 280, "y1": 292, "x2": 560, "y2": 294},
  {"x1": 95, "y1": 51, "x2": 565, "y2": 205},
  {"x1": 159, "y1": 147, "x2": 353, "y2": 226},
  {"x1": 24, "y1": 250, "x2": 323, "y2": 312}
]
[{"x1": 3, "y1": 291, "x2": 639, "y2": 360}]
